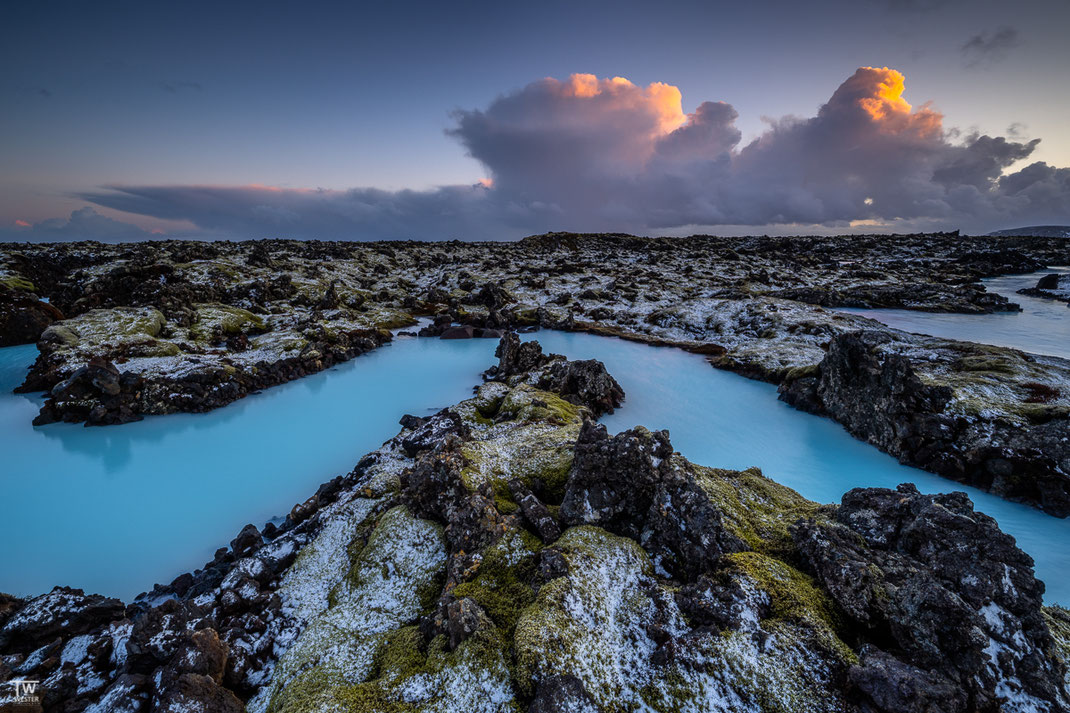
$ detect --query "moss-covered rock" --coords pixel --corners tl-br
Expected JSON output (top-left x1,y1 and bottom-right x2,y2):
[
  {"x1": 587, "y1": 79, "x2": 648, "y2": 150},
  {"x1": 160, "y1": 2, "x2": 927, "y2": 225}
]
[
  {"x1": 690, "y1": 464, "x2": 823, "y2": 559},
  {"x1": 189, "y1": 303, "x2": 266, "y2": 343},
  {"x1": 258, "y1": 505, "x2": 447, "y2": 713},
  {"x1": 456, "y1": 383, "x2": 586, "y2": 503},
  {"x1": 450, "y1": 528, "x2": 542, "y2": 638},
  {"x1": 514, "y1": 526, "x2": 850, "y2": 712},
  {"x1": 0, "y1": 275, "x2": 36, "y2": 292}
]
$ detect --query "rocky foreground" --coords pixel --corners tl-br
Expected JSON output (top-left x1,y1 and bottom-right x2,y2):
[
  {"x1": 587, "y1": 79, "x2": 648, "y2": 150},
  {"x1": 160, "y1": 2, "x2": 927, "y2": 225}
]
[
  {"x1": 1, "y1": 233, "x2": 1069, "y2": 516},
  {"x1": 2, "y1": 336, "x2": 1069, "y2": 713}
]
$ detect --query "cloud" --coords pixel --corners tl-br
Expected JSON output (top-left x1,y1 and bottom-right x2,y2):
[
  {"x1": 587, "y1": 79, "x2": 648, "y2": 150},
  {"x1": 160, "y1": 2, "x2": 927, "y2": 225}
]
[
  {"x1": 0, "y1": 207, "x2": 155, "y2": 243},
  {"x1": 961, "y1": 27, "x2": 1020, "y2": 67},
  {"x1": 81, "y1": 183, "x2": 526, "y2": 241},
  {"x1": 75, "y1": 67, "x2": 1070, "y2": 240}
]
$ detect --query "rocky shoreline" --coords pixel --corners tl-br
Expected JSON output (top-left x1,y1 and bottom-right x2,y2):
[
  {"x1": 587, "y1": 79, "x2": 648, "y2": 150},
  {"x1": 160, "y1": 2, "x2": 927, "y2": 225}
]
[
  {"x1": 1019, "y1": 273, "x2": 1070, "y2": 304},
  {"x1": 1, "y1": 336, "x2": 1068, "y2": 712},
  {"x1": 1, "y1": 233, "x2": 1068, "y2": 516}
]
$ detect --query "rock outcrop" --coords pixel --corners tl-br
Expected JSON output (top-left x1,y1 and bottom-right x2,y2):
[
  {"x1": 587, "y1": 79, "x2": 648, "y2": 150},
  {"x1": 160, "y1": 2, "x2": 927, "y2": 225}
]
[
  {"x1": 794, "y1": 483, "x2": 1067, "y2": 711},
  {"x1": 0, "y1": 284, "x2": 63, "y2": 346},
  {"x1": 1020, "y1": 273, "x2": 1070, "y2": 303},
  {"x1": 486, "y1": 332, "x2": 624, "y2": 416},
  {"x1": 780, "y1": 329, "x2": 1070, "y2": 516}
]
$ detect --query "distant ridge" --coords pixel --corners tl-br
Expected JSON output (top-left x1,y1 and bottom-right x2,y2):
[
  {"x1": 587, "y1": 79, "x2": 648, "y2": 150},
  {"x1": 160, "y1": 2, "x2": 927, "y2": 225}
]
[{"x1": 988, "y1": 225, "x2": 1070, "y2": 237}]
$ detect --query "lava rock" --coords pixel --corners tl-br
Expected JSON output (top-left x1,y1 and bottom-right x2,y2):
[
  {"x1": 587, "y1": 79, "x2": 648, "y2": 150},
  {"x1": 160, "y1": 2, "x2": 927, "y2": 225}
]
[
  {"x1": 560, "y1": 420, "x2": 672, "y2": 539},
  {"x1": 792, "y1": 483, "x2": 1068, "y2": 711},
  {"x1": 529, "y1": 674, "x2": 602, "y2": 713},
  {"x1": 535, "y1": 358, "x2": 624, "y2": 416},
  {"x1": 440, "y1": 324, "x2": 475, "y2": 340},
  {"x1": 0, "y1": 587, "x2": 125, "y2": 654},
  {"x1": 486, "y1": 332, "x2": 550, "y2": 379},
  {"x1": 0, "y1": 285, "x2": 63, "y2": 346},
  {"x1": 508, "y1": 478, "x2": 561, "y2": 543}
]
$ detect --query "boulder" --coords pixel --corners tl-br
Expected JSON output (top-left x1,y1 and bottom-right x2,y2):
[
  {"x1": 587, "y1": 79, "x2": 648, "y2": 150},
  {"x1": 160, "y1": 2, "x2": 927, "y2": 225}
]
[
  {"x1": 486, "y1": 331, "x2": 549, "y2": 378},
  {"x1": 0, "y1": 587, "x2": 124, "y2": 654},
  {"x1": 440, "y1": 324, "x2": 475, "y2": 340},
  {"x1": 559, "y1": 420, "x2": 672, "y2": 539},
  {"x1": 792, "y1": 483, "x2": 1068, "y2": 711}
]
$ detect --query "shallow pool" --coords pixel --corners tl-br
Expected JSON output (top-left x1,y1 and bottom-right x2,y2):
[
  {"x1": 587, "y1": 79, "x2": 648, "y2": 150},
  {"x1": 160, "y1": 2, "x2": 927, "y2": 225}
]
[
  {"x1": 839, "y1": 267, "x2": 1070, "y2": 359},
  {"x1": 0, "y1": 336, "x2": 500, "y2": 601},
  {"x1": 2, "y1": 314, "x2": 1068, "y2": 604}
]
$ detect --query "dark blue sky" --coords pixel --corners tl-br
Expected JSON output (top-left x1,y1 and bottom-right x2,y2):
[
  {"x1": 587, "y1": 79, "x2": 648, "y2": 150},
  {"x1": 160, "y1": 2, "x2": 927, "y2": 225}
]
[{"x1": 3, "y1": 0, "x2": 1068, "y2": 239}]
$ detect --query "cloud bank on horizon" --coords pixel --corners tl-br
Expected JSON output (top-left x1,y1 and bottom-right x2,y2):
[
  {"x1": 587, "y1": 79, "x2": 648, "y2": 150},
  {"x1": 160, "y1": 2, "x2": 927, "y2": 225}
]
[{"x1": 19, "y1": 66, "x2": 1070, "y2": 241}]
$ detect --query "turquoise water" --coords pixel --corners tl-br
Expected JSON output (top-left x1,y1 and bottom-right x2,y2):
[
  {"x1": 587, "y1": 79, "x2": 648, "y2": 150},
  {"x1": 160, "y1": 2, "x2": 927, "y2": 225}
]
[
  {"x1": 0, "y1": 336, "x2": 500, "y2": 601},
  {"x1": 529, "y1": 331, "x2": 1070, "y2": 605},
  {"x1": 840, "y1": 268, "x2": 1070, "y2": 359},
  {"x1": 2, "y1": 292, "x2": 1069, "y2": 603}
]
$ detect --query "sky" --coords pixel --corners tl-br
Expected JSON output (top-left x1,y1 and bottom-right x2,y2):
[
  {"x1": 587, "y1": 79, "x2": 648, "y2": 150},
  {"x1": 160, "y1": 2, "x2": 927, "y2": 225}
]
[{"x1": 2, "y1": 0, "x2": 1069, "y2": 241}]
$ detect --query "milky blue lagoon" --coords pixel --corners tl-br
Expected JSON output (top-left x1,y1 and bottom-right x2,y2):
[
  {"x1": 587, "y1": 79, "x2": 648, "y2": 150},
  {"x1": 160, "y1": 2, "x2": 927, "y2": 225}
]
[
  {"x1": 840, "y1": 267, "x2": 1070, "y2": 359},
  {"x1": 0, "y1": 336, "x2": 500, "y2": 601},
  {"x1": 2, "y1": 270, "x2": 1069, "y2": 603}
]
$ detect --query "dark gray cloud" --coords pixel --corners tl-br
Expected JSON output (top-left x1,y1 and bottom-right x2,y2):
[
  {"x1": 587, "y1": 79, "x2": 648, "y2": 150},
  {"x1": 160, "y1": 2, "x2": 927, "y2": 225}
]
[
  {"x1": 74, "y1": 67, "x2": 1070, "y2": 240},
  {"x1": 962, "y1": 27, "x2": 1020, "y2": 67},
  {"x1": 81, "y1": 183, "x2": 533, "y2": 241},
  {"x1": 1, "y1": 207, "x2": 153, "y2": 243}
]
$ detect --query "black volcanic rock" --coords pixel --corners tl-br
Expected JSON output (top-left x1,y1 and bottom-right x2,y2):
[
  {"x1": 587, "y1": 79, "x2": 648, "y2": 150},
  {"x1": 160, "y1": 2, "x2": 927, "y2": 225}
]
[
  {"x1": 487, "y1": 334, "x2": 624, "y2": 416},
  {"x1": 486, "y1": 331, "x2": 550, "y2": 378},
  {"x1": 0, "y1": 284, "x2": 63, "y2": 346},
  {"x1": 779, "y1": 329, "x2": 1070, "y2": 517},
  {"x1": 793, "y1": 483, "x2": 1067, "y2": 711},
  {"x1": 0, "y1": 586, "x2": 125, "y2": 654}
]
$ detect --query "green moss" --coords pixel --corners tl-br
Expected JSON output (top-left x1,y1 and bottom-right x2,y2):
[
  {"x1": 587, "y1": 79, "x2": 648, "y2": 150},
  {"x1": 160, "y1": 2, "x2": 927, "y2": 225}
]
[
  {"x1": 189, "y1": 303, "x2": 265, "y2": 342},
  {"x1": 783, "y1": 363, "x2": 820, "y2": 382},
  {"x1": 368, "y1": 626, "x2": 428, "y2": 683},
  {"x1": 456, "y1": 385, "x2": 583, "y2": 501},
  {"x1": 722, "y1": 552, "x2": 841, "y2": 628},
  {"x1": 367, "y1": 306, "x2": 416, "y2": 330},
  {"x1": 265, "y1": 665, "x2": 338, "y2": 713},
  {"x1": 44, "y1": 307, "x2": 166, "y2": 351},
  {"x1": 456, "y1": 304, "x2": 490, "y2": 321},
  {"x1": 1043, "y1": 605, "x2": 1070, "y2": 676},
  {"x1": 954, "y1": 352, "x2": 1024, "y2": 374},
  {"x1": 346, "y1": 506, "x2": 447, "y2": 611},
  {"x1": 0, "y1": 275, "x2": 35, "y2": 292},
  {"x1": 40, "y1": 324, "x2": 79, "y2": 347},
  {"x1": 690, "y1": 463, "x2": 822, "y2": 559},
  {"x1": 451, "y1": 530, "x2": 541, "y2": 638},
  {"x1": 307, "y1": 628, "x2": 518, "y2": 713},
  {"x1": 263, "y1": 504, "x2": 449, "y2": 713},
  {"x1": 122, "y1": 339, "x2": 182, "y2": 357},
  {"x1": 450, "y1": 382, "x2": 509, "y2": 428},
  {"x1": 497, "y1": 386, "x2": 583, "y2": 425},
  {"x1": 513, "y1": 526, "x2": 656, "y2": 700},
  {"x1": 490, "y1": 479, "x2": 519, "y2": 514},
  {"x1": 511, "y1": 306, "x2": 540, "y2": 326}
]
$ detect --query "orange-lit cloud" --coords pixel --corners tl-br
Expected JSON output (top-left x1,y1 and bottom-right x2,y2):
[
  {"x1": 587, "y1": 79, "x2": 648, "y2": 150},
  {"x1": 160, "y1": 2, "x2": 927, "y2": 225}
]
[
  {"x1": 75, "y1": 68, "x2": 1070, "y2": 240},
  {"x1": 14, "y1": 219, "x2": 30, "y2": 228},
  {"x1": 826, "y1": 66, "x2": 942, "y2": 138},
  {"x1": 857, "y1": 67, "x2": 912, "y2": 120}
]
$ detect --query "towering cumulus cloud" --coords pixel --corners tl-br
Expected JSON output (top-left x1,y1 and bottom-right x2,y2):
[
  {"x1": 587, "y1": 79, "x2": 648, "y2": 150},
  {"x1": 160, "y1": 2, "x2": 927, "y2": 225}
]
[{"x1": 81, "y1": 67, "x2": 1069, "y2": 239}]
